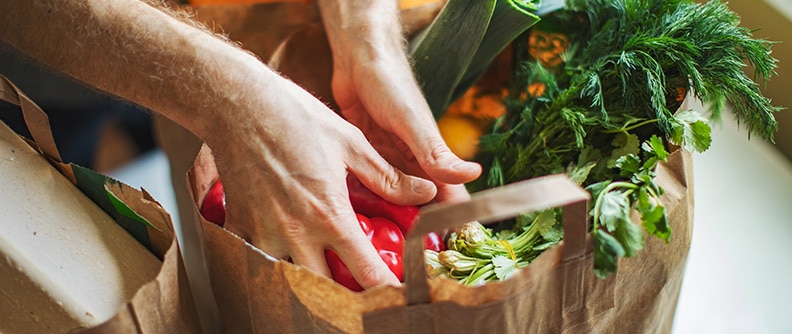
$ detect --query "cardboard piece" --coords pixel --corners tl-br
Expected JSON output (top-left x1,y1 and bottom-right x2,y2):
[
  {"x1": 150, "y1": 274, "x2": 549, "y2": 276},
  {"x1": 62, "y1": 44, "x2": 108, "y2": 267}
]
[{"x1": 0, "y1": 75, "x2": 200, "y2": 333}]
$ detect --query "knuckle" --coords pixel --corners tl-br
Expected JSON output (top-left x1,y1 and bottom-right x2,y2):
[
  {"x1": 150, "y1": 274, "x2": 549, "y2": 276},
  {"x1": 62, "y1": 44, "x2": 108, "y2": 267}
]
[
  {"x1": 380, "y1": 170, "x2": 405, "y2": 193},
  {"x1": 307, "y1": 197, "x2": 357, "y2": 237},
  {"x1": 354, "y1": 261, "x2": 386, "y2": 288},
  {"x1": 428, "y1": 141, "x2": 453, "y2": 163}
]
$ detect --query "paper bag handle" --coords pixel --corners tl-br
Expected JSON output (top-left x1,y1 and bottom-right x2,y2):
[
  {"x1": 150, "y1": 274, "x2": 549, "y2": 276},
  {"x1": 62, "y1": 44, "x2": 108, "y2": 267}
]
[
  {"x1": 0, "y1": 74, "x2": 63, "y2": 162},
  {"x1": 403, "y1": 174, "x2": 590, "y2": 305}
]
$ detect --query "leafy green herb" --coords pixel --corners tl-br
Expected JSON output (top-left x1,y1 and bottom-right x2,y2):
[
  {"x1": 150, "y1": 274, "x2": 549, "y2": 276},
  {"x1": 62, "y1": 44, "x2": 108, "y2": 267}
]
[
  {"x1": 465, "y1": 0, "x2": 781, "y2": 279},
  {"x1": 427, "y1": 209, "x2": 563, "y2": 285}
]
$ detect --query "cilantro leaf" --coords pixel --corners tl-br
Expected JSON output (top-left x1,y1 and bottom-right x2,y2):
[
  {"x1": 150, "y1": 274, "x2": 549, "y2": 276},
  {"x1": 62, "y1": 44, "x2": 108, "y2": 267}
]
[
  {"x1": 637, "y1": 187, "x2": 671, "y2": 242},
  {"x1": 586, "y1": 180, "x2": 611, "y2": 199},
  {"x1": 607, "y1": 133, "x2": 641, "y2": 168},
  {"x1": 593, "y1": 231, "x2": 625, "y2": 279},
  {"x1": 615, "y1": 154, "x2": 641, "y2": 178},
  {"x1": 566, "y1": 161, "x2": 597, "y2": 185},
  {"x1": 670, "y1": 109, "x2": 713, "y2": 152},
  {"x1": 597, "y1": 190, "x2": 632, "y2": 232},
  {"x1": 613, "y1": 217, "x2": 646, "y2": 257},
  {"x1": 534, "y1": 210, "x2": 559, "y2": 237},
  {"x1": 492, "y1": 256, "x2": 518, "y2": 281},
  {"x1": 643, "y1": 135, "x2": 669, "y2": 160}
]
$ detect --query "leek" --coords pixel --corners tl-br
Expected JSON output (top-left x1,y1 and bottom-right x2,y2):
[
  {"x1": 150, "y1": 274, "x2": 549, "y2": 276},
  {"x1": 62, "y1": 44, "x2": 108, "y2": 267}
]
[{"x1": 409, "y1": 0, "x2": 547, "y2": 119}]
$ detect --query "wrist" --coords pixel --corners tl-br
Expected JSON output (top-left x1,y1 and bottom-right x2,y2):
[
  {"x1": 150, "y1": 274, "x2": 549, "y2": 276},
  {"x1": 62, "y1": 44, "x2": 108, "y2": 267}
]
[{"x1": 317, "y1": 0, "x2": 404, "y2": 66}]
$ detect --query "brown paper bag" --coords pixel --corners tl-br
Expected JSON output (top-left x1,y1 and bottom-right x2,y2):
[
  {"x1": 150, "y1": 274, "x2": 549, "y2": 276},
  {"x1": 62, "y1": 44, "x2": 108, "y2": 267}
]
[
  {"x1": 184, "y1": 1, "x2": 693, "y2": 332},
  {"x1": 187, "y1": 144, "x2": 691, "y2": 334},
  {"x1": 0, "y1": 75, "x2": 201, "y2": 333},
  {"x1": 365, "y1": 147, "x2": 693, "y2": 334}
]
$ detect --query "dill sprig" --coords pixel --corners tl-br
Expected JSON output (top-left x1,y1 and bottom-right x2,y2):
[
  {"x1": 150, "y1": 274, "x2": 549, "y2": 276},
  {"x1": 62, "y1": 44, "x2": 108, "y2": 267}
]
[
  {"x1": 468, "y1": 0, "x2": 782, "y2": 278},
  {"x1": 564, "y1": 0, "x2": 781, "y2": 140}
]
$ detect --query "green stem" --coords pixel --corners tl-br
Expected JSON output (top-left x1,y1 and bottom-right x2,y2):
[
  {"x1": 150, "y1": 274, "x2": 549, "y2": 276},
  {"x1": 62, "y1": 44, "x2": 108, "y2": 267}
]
[
  {"x1": 508, "y1": 220, "x2": 542, "y2": 254},
  {"x1": 601, "y1": 118, "x2": 661, "y2": 134},
  {"x1": 461, "y1": 263, "x2": 496, "y2": 285},
  {"x1": 591, "y1": 181, "x2": 638, "y2": 230}
]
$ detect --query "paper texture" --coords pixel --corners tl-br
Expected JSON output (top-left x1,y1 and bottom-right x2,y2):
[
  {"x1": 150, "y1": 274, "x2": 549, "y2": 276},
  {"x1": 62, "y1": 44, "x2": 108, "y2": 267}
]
[
  {"x1": 0, "y1": 75, "x2": 201, "y2": 333},
  {"x1": 188, "y1": 144, "x2": 691, "y2": 333}
]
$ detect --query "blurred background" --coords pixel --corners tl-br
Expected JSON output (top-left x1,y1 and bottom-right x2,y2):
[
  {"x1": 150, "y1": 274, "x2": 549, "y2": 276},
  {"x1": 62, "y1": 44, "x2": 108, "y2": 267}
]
[
  {"x1": 671, "y1": 1, "x2": 792, "y2": 332},
  {"x1": 1, "y1": 0, "x2": 790, "y2": 332}
]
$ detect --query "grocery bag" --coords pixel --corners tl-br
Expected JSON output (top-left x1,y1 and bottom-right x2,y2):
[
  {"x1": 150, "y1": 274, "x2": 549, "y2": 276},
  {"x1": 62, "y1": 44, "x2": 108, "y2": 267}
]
[
  {"x1": 365, "y1": 147, "x2": 693, "y2": 334},
  {"x1": 188, "y1": 141, "x2": 691, "y2": 333},
  {"x1": 185, "y1": 0, "x2": 693, "y2": 332},
  {"x1": 0, "y1": 74, "x2": 201, "y2": 333}
]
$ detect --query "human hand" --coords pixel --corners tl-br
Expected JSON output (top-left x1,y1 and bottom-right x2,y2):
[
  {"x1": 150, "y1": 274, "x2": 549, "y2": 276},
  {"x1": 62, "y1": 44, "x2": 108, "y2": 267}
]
[
  {"x1": 208, "y1": 73, "x2": 436, "y2": 290},
  {"x1": 0, "y1": 0, "x2": 429, "y2": 292},
  {"x1": 318, "y1": 0, "x2": 482, "y2": 204}
]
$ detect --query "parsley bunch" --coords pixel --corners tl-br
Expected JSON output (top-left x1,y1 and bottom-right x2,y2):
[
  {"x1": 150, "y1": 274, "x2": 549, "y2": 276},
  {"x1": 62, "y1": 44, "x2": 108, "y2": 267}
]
[{"x1": 456, "y1": 0, "x2": 782, "y2": 279}]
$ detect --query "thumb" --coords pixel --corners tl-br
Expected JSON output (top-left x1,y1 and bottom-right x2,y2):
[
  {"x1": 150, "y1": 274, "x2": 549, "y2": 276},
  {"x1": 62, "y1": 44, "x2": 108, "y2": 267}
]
[{"x1": 404, "y1": 130, "x2": 482, "y2": 185}]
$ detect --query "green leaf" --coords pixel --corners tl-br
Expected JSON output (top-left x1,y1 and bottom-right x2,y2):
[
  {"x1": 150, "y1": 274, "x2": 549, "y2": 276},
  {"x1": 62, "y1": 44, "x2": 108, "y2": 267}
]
[
  {"x1": 606, "y1": 133, "x2": 640, "y2": 168},
  {"x1": 593, "y1": 230, "x2": 625, "y2": 279},
  {"x1": 534, "y1": 210, "x2": 557, "y2": 234},
  {"x1": 670, "y1": 109, "x2": 712, "y2": 152},
  {"x1": 585, "y1": 180, "x2": 611, "y2": 200},
  {"x1": 613, "y1": 218, "x2": 645, "y2": 257},
  {"x1": 614, "y1": 154, "x2": 641, "y2": 178},
  {"x1": 413, "y1": 0, "x2": 542, "y2": 118},
  {"x1": 636, "y1": 187, "x2": 671, "y2": 242},
  {"x1": 540, "y1": 223, "x2": 563, "y2": 244},
  {"x1": 493, "y1": 255, "x2": 519, "y2": 280},
  {"x1": 644, "y1": 175, "x2": 665, "y2": 198},
  {"x1": 410, "y1": 0, "x2": 496, "y2": 118},
  {"x1": 643, "y1": 135, "x2": 669, "y2": 161},
  {"x1": 535, "y1": 210, "x2": 562, "y2": 241},
  {"x1": 495, "y1": 229, "x2": 517, "y2": 240},
  {"x1": 597, "y1": 190, "x2": 631, "y2": 232},
  {"x1": 642, "y1": 206, "x2": 670, "y2": 242},
  {"x1": 451, "y1": 0, "x2": 541, "y2": 102},
  {"x1": 687, "y1": 120, "x2": 713, "y2": 152},
  {"x1": 566, "y1": 161, "x2": 597, "y2": 185}
]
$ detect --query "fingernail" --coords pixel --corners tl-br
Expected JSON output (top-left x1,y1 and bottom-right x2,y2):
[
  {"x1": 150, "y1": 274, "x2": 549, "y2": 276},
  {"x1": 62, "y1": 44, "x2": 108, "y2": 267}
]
[
  {"x1": 451, "y1": 160, "x2": 481, "y2": 173},
  {"x1": 411, "y1": 178, "x2": 435, "y2": 195}
]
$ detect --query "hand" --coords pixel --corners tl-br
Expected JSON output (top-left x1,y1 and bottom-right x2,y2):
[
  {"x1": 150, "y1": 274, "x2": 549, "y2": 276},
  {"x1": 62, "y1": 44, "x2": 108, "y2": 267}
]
[
  {"x1": 0, "y1": 0, "x2": 432, "y2": 292},
  {"x1": 211, "y1": 73, "x2": 436, "y2": 289},
  {"x1": 318, "y1": 0, "x2": 482, "y2": 205}
]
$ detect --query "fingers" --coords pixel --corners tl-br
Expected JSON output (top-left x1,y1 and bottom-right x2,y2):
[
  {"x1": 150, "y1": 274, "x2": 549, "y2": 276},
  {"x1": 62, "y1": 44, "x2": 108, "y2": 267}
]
[
  {"x1": 273, "y1": 207, "x2": 399, "y2": 290},
  {"x1": 348, "y1": 130, "x2": 438, "y2": 206},
  {"x1": 331, "y1": 213, "x2": 401, "y2": 289},
  {"x1": 434, "y1": 183, "x2": 473, "y2": 204},
  {"x1": 225, "y1": 181, "x2": 399, "y2": 290},
  {"x1": 288, "y1": 242, "x2": 332, "y2": 279},
  {"x1": 410, "y1": 135, "x2": 483, "y2": 185},
  {"x1": 358, "y1": 58, "x2": 482, "y2": 186},
  {"x1": 379, "y1": 96, "x2": 483, "y2": 186}
]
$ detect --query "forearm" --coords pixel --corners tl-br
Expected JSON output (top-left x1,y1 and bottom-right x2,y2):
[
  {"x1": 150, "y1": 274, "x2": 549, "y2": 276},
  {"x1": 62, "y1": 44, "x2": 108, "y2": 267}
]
[{"x1": 0, "y1": 0, "x2": 276, "y2": 142}]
